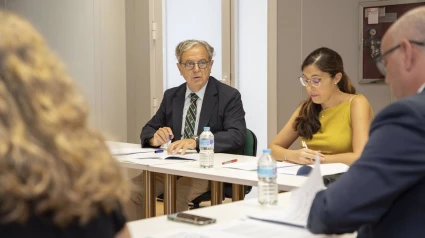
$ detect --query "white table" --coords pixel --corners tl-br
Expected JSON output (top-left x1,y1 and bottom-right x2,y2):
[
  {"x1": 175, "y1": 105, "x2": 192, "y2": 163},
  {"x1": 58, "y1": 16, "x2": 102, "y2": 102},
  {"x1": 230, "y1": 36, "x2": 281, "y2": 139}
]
[
  {"x1": 149, "y1": 153, "x2": 307, "y2": 214},
  {"x1": 108, "y1": 141, "x2": 193, "y2": 217},
  {"x1": 150, "y1": 153, "x2": 306, "y2": 190},
  {"x1": 109, "y1": 142, "x2": 307, "y2": 218},
  {"x1": 127, "y1": 192, "x2": 356, "y2": 238}
]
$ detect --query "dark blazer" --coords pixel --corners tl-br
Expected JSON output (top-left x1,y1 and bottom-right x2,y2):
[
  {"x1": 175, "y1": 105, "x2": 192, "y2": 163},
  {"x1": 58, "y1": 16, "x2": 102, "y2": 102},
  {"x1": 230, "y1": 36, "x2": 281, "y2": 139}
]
[
  {"x1": 308, "y1": 90, "x2": 425, "y2": 238},
  {"x1": 141, "y1": 76, "x2": 246, "y2": 154}
]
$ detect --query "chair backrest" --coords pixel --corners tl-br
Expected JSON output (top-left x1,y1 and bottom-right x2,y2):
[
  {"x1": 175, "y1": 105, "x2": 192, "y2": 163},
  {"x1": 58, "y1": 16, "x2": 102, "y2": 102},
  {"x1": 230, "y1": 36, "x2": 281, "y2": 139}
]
[
  {"x1": 244, "y1": 128, "x2": 257, "y2": 156},
  {"x1": 191, "y1": 128, "x2": 258, "y2": 206}
]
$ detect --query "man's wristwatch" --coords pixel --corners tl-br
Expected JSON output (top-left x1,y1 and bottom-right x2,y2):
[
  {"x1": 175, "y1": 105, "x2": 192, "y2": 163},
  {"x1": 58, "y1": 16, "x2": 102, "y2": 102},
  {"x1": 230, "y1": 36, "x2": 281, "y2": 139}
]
[{"x1": 191, "y1": 135, "x2": 199, "y2": 143}]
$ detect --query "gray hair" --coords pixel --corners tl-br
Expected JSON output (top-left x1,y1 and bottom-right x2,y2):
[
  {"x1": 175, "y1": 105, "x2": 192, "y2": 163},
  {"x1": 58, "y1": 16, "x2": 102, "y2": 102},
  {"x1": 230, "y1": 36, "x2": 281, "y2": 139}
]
[
  {"x1": 175, "y1": 40, "x2": 215, "y2": 63},
  {"x1": 390, "y1": 6, "x2": 425, "y2": 43}
]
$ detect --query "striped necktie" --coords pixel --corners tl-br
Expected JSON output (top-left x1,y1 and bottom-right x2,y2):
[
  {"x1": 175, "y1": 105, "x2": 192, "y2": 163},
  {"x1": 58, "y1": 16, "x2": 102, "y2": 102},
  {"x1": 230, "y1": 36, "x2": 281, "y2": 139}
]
[{"x1": 184, "y1": 93, "x2": 199, "y2": 139}]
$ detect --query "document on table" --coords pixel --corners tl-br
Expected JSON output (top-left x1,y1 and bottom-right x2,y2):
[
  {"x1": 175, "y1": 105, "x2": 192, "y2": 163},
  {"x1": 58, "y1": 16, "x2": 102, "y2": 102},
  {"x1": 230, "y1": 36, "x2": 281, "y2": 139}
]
[
  {"x1": 115, "y1": 152, "x2": 199, "y2": 163},
  {"x1": 248, "y1": 155, "x2": 325, "y2": 228},
  {"x1": 141, "y1": 230, "x2": 245, "y2": 238},
  {"x1": 277, "y1": 163, "x2": 349, "y2": 176},
  {"x1": 143, "y1": 218, "x2": 322, "y2": 238},
  {"x1": 109, "y1": 147, "x2": 156, "y2": 155},
  {"x1": 222, "y1": 161, "x2": 297, "y2": 171}
]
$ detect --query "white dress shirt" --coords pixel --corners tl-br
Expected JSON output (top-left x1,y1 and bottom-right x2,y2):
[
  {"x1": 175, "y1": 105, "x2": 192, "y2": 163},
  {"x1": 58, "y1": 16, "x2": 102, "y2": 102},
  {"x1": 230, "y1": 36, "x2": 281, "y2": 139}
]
[
  {"x1": 181, "y1": 81, "x2": 208, "y2": 138},
  {"x1": 418, "y1": 83, "x2": 425, "y2": 93}
]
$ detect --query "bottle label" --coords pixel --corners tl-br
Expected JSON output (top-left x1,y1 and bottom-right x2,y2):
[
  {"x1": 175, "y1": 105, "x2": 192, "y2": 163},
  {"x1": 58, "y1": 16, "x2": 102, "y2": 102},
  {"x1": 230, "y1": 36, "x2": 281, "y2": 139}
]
[
  {"x1": 200, "y1": 139, "x2": 214, "y2": 147},
  {"x1": 258, "y1": 166, "x2": 277, "y2": 178}
]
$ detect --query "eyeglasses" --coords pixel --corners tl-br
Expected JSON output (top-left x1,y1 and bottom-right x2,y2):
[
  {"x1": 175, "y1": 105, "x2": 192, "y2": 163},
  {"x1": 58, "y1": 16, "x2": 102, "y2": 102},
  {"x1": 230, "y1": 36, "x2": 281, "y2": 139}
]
[
  {"x1": 299, "y1": 76, "x2": 321, "y2": 87},
  {"x1": 375, "y1": 40, "x2": 425, "y2": 76},
  {"x1": 181, "y1": 60, "x2": 210, "y2": 70}
]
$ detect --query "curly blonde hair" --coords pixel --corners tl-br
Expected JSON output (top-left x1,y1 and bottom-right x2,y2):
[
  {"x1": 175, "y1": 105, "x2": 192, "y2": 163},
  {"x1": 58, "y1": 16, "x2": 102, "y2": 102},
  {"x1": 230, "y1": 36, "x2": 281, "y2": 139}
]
[{"x1": 0, "y1": 10, "x2": 129, "y2": 227}]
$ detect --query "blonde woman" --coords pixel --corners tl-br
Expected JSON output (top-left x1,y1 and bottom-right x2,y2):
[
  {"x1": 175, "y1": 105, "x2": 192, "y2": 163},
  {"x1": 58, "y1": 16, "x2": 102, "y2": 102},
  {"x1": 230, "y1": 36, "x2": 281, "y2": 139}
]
[{"x1": 0, "y1": 11, "x2": 130, "y2": 238}]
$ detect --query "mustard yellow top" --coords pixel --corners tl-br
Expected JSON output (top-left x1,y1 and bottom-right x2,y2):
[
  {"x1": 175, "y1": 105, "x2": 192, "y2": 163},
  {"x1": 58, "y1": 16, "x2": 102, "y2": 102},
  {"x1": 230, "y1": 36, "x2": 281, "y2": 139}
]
[{"x1": 302, "y1": 95, "x2": 360, "y2": 155}]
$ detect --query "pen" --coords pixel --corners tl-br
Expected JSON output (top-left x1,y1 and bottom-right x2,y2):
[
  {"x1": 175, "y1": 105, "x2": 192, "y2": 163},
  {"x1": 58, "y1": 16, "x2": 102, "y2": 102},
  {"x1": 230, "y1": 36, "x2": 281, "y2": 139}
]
[
  {"x1": 164, "y1": 134, "x2": 172, "y2": 148},
  {"x1": 301, "y1": 141, "x2": 308, "y2": 149},
  {"x1": 301, "y1": 141, "x2": 312, "y2": 163},
  {"x1": 155, "y1": 149, "x2": 164, "y2": 153},
  {"x1": 222, "y1": 159, "x2": 237, "y2": 165}
]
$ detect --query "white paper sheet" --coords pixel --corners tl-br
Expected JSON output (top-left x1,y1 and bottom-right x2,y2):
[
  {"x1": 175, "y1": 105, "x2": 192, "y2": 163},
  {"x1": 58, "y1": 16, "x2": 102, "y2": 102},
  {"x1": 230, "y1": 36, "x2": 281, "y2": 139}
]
[
  {"x1": 143, "y1": 219, "x2": 321, "y2": 238},
  {"x1": 141, "y1": 230, "x2": 245, "y2": 238},
  {"x1": 367, "y1": 7, "x2": 379, "y2": 24},
  {"x1": 277, "y1": 163, "x2": 349, "y2": 176},
  {"x1": 248, "y1": 155, "x2": 325, "y2": 227},
  {"x1": 115, "y1": 152, "x2": 199, "y2": 163},
  {"x1": 109, "y1": 147, "x2": 156, "y2": 155},
  {"x1": 222, "y1": 160, "x2": 297, "y2": 171},
  {"x1": 212, "y1": 218, "x2": 319, "y2": 238}
]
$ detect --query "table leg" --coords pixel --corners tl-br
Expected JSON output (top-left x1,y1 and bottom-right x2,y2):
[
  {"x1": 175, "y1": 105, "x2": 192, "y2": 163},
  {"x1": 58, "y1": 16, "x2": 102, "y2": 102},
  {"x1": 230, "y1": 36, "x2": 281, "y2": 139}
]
[
  {"x1": 232, "y1": 184, "x2": 245, "y2": 201},
  {"x1": 217, "y1": 182, "x2": 223, "y2": 205},
  {"x1": 211, "y1": 181, "x2": 223, "y2": 205},
  {"x1": 211, "y1": 181, "x2": 218, "y2": 205},
  {"x1": 143, "y1": 171, "x2": 156, "y2": 218},
  {"x1": 164, "y1": 174, "x2": 176, "y2": 214}
]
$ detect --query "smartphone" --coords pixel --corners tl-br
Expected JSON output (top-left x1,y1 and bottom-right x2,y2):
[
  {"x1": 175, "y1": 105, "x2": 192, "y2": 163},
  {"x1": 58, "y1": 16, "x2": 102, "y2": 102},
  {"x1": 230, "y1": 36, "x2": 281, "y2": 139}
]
[{"x1": 167, "y1": 212, "x2": 216, "y2": 225}]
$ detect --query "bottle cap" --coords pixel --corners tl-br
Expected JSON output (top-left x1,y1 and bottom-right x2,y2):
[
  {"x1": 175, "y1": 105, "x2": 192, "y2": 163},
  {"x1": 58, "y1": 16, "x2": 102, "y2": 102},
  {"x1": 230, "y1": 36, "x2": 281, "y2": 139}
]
[
  {"x1": 263, "y1": 148, "x2": 271, "y2": 153},
  {"x1": 204, "y1": 127, "x2": 210, "y2": 131}
]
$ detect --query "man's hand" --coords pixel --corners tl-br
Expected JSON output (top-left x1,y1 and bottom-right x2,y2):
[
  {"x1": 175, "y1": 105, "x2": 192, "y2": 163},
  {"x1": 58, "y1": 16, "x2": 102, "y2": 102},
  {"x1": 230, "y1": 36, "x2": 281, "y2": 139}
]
[
  {"x1": 167, "y1": 139, "x2": 196, "y2": 155},
  {"x1": 149, "y1": 127, "x2": 173, "y2": 147}
]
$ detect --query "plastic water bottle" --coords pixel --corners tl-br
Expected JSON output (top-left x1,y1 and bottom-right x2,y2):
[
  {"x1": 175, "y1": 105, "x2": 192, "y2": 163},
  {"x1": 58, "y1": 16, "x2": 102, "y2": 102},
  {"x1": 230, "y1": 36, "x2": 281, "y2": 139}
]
[
  {"x1": 258, "y1": 148, "x2": 278, "y2": 205},
  {"x1": 199, "y1": 127, "x2": 214, "y2": 168}
]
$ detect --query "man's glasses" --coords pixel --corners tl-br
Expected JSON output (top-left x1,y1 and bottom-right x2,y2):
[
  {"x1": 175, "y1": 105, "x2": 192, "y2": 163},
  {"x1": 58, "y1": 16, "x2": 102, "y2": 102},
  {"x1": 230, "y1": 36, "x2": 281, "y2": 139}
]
[
  {"x1": 181, "y1": 60, "x2": 210, "y2": 70},
  {"x1": 299, "y1": 76, "x2": 321, "y2": 87},
  {"x1": 375, "y1": 40, "x2": 425, "y2": 76}
]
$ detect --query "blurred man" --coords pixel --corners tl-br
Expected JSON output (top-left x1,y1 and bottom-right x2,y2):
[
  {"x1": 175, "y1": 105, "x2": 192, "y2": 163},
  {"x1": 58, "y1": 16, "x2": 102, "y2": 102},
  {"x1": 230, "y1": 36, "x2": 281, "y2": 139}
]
[{"x1": 308, "y1": 6, "x2": 425, "y2": 237}]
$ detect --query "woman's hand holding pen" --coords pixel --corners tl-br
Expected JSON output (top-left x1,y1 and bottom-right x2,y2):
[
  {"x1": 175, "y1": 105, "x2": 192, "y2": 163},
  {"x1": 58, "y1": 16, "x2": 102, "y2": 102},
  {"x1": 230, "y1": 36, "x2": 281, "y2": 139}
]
[
  {"x1": 287, "y1": 148, "x2": 325, "y2": 165},
  {"x1": 296, "y1": 141, "x2": 324, "y2": 164},
  {"x1": 292, "y1": 148, "x2": 325, "y2": 164}
]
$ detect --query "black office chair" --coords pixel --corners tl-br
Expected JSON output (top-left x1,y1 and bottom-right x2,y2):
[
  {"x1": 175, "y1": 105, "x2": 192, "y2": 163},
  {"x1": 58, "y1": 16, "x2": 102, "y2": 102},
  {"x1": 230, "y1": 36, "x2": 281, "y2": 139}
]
[{"x1": 189, "y1": 128, "x2": 258, "y2": 209}]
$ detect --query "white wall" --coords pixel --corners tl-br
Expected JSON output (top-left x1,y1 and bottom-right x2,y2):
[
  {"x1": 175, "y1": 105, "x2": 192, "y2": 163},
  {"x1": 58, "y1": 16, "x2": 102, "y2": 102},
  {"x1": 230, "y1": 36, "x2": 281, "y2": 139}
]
[
  {"x1": 5, "y1": 0, "x2": 127, "y2": 141},
  {"x1": 237, "y1": 0, "x2": 268, "y2": 156},
  {"x1": 125, "y1": 0, "x2": 152, "y2": 143},
  {"x1": 164, "y1": 0, "x2": 222, "y2": 90}
]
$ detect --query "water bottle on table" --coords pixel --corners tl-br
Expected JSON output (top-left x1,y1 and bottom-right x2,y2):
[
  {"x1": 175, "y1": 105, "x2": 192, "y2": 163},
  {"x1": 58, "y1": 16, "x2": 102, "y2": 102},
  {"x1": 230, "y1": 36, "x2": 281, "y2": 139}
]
[
  {"x1": 258, "y1": 148, "x2": 278, "y2": 205},
  {"x1": 199, "y1": 127, "x2": 214, "y2": 168}
]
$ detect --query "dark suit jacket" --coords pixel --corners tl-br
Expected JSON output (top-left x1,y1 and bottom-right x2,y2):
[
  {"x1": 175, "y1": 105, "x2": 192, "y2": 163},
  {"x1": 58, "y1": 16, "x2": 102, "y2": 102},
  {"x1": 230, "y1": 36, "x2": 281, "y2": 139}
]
[
  {"x1": 140, "y1": 76, "x2": 246, "y2": 154},
  {"x1": 307, "y1": 90, "x2": 425, "y2": 238}
]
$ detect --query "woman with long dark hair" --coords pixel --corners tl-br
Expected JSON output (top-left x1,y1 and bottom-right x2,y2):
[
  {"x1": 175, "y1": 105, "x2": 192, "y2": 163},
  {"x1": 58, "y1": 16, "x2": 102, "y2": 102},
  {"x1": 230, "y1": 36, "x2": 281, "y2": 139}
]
[{"x1": 270, "y1": 47, "x2": 373, "y2": 166}]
